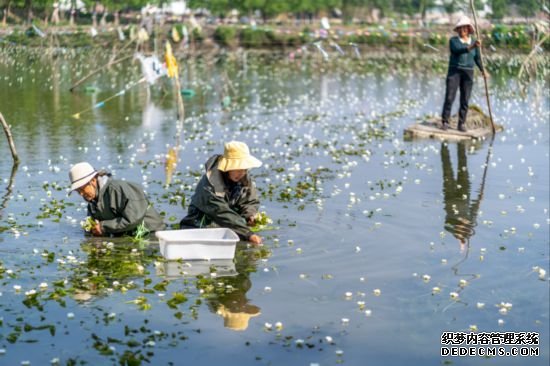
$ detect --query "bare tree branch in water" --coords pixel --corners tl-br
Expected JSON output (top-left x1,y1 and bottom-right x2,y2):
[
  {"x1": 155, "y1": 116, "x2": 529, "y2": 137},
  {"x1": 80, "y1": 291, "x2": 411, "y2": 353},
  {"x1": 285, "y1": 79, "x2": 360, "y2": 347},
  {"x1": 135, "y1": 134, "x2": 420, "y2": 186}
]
[{"x1": 1, "y1": 111, "x2": 20, "y2": 164}]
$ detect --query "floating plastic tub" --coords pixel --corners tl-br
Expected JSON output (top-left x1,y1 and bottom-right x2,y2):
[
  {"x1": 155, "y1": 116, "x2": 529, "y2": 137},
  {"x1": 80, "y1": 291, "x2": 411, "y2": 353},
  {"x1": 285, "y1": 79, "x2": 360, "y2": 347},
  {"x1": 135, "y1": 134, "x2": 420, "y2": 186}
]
[{"x1": 155, "y1": 228, "x2": 239, "y2": 260}]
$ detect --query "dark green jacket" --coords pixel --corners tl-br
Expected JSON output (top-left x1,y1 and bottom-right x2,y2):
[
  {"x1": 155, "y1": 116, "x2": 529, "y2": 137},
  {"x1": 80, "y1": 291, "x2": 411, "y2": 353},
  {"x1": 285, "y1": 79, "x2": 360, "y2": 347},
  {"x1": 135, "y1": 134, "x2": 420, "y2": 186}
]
[
  {"x1": 448, "y1": 36, "x2": 483, "y2": 72},
  {"x1": 180, "y1": 155, "x2": 259, "y2": 240},
  {"x1": 88, "y1": 177, "x2": 165, "y2": 235}
]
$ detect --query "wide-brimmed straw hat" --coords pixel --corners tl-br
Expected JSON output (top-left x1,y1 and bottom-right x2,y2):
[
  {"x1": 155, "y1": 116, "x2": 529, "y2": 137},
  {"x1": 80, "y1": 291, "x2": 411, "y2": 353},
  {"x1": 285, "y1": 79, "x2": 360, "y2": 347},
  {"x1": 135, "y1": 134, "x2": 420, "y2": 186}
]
[
  {"x1": 217, "y1": 303, "x2": 261, "y2": 331},
  {"x1": 454, "y1": 16, "x2": 474, "y2": 34},
  {"x1": 69, "y1": 162, "x2": 97, "y2": 192},
  {"x1": 217, "y1": 141, "x2": 262, "y2": 172}
]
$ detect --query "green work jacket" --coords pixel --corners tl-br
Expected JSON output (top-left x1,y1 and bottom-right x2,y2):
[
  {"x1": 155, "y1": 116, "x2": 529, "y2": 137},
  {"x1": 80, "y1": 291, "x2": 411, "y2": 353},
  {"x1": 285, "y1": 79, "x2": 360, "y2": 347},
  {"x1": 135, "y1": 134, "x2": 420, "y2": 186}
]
[
  {"x1": 88, "y1": 177, "x2": 165, "y2": 235},
  {"x1": 180, "y1": 155, "x2": 259, "y2": 240}
]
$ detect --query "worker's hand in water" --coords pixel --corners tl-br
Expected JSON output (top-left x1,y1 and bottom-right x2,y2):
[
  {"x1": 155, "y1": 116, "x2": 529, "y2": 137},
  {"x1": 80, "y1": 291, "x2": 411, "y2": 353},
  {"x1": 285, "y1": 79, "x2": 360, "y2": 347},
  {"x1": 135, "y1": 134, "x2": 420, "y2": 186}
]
[
  {"x1": 247, "y1": 216, "x2": 255, "y2": 226},
  {"x1": 91, "y1": 220, "x2": 103, "y2": 236},
  {"x1": 249, "y1": 234, "x2": 263, "y2": 246},
  {"x1": 482, "y1": 70, "x2": 490, "y2": 78}
]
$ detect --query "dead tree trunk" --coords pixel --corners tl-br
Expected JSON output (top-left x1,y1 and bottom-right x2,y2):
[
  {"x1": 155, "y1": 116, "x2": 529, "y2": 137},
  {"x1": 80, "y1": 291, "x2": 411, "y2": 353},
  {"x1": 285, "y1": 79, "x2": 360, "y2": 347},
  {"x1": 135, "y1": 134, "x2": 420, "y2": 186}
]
[{"x1": 0, "y1": 112, "x2": 19, "y2": 164}]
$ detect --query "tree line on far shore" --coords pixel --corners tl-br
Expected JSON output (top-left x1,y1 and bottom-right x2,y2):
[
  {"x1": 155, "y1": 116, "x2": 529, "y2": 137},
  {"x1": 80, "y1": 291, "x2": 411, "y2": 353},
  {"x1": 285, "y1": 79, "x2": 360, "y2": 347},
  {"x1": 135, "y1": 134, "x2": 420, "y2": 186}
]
[{"x1": 0, "y1": 0, "x2": 546, "y2": 26}]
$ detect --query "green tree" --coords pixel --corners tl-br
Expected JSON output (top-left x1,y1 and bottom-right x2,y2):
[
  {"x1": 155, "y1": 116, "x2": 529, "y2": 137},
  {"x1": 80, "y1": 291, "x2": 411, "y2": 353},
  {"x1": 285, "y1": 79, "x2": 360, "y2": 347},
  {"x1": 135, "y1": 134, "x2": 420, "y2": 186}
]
[
  {"x1": 188, "y1": 0, "x2": 231, "y2": 17},
  {"x1": 489, "y1": 0, "x2": 509, "y2": 19},
  {"x1": 512, "y1": 0, "x2": 539, "y2": 18}
]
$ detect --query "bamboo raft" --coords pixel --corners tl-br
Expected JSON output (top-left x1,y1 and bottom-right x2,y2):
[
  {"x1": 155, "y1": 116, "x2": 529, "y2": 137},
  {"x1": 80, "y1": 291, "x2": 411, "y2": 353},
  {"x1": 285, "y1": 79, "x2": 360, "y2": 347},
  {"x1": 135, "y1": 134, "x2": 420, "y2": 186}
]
[{"x1": 404, "y1": 106, "x2": 503, "y2": 141}]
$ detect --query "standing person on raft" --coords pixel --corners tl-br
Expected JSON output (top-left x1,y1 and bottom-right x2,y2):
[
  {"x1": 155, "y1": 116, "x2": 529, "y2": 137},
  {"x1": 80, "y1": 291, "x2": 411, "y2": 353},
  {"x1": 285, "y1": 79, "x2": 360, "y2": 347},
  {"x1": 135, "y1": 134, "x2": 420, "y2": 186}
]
[
  {"x1": 69, "y1": 162, "x2": 165, "y2": 236},
  {"x1": 180, "y1": 141, "x2": 263, "y2": 246},
  {"x1": 441, "y1": 16, "x2": 487, "y2": 132}
]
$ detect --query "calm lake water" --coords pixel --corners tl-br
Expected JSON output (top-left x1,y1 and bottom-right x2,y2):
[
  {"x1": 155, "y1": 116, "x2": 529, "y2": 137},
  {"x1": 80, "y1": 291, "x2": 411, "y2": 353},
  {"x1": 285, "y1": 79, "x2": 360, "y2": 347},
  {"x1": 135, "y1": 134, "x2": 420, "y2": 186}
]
[{"x1": 0, "y1": 47, "x2": 548, "y2": 366}]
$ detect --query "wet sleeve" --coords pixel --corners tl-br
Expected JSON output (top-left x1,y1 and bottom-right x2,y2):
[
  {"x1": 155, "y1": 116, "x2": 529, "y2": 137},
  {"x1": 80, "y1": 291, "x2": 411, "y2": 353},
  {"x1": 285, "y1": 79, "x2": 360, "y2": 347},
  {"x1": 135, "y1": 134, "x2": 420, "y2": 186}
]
[
  {"x1": 195, "y1": 185, "x2": 253, "y2": 240},
  {"x1": 449, "y1": 37, "x2": 469, "y2": 55},
  {"x1": 100, "y1": 186, "x2": 148, "y2": 234}
]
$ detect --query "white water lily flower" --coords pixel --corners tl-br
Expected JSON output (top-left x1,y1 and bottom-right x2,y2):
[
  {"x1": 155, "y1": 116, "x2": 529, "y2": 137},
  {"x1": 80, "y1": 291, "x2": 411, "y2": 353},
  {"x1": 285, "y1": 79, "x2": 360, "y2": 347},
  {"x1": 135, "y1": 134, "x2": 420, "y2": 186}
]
[
  {"x1": 50, "y1": 358, "x2": 60, "y2": 365},
  {"x1": 336, "y1": 350, "x2": 344, "y2": 356},
  {"x1": 450, "y1": 292, "x2": 459, "y2": 300},
  {"x1": 25, "y1": 290, "x2": 36, "y2": 296},
  {"x1": 39, "y1": 282, "x2": 48, "y2": 289},
  {"x1": 67, "y1": 312, "x2": 75, "y2": 319},
  {"x1": 325, "y1": 336, "x2": 334, "y2": 343},
  {"x1": 432, "y1": 287, "x2": 441, "y2": 294},
  {"x1": 264, "y1": 322, "x2": 273, "y2": 330},
  {"x1": 345, "y1": 292, "x2": 353, "y2": 298},
  {"x1": 373, "y1": 289, "x2": 381, "y2": 296},
  {"x1": 275, "y1": 322, "x2": 283, "y2": 330},
  {"x1": 469, "y1": 325, "x2": 478, "y2": 332},
  {"x1": 422, "y1": 275, "x2": 431, "y2": 283},
  {"x1": 341, "y1": 318, "x2": 349, "y2": 325},
  {"x1": 477, "y1": 302, "x2": 485, "y2": 309},
  {"x1": 13, "y1": 285, "x2": 21, "y2": 291},
  {"x1": 364, "y1": 309, "x2": 372, "y2": 316},
  {"x1": 498, "y1": 319, "x2": 505, "y2": 326}
]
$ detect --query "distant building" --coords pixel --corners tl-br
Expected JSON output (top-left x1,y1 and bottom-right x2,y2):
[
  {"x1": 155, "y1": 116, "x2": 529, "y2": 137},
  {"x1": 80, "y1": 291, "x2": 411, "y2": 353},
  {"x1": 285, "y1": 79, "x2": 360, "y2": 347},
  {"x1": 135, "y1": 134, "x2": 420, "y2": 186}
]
[{"x1": 163, "y1": 1, "x2": 188, "y2": 16}]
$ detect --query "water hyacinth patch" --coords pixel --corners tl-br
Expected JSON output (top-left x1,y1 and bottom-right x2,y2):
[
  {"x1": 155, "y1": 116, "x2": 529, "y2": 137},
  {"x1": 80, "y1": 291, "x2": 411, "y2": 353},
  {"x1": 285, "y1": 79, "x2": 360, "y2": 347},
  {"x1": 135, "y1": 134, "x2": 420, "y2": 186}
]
[{"x1": 0, "y1": 47, "x2": 548, "y2": 366}]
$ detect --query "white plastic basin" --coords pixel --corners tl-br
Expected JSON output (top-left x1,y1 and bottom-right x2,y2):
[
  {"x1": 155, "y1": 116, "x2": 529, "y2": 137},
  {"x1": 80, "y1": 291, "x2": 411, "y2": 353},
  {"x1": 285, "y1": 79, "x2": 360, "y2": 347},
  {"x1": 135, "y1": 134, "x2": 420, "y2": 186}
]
[{"x1": 155, "y1": 228, "x2": 239, "y2": 260}]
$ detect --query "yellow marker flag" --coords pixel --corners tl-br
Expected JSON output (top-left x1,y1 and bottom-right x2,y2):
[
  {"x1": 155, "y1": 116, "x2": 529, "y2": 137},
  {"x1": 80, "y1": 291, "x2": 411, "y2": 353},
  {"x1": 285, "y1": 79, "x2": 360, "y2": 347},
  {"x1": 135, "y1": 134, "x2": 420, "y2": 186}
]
[
  {"x1": 171, "y1": 27, "x2": 181, "y2": 43},
  {"x1": 165, "y1": 41, "x2": 178, "y2": 78}
]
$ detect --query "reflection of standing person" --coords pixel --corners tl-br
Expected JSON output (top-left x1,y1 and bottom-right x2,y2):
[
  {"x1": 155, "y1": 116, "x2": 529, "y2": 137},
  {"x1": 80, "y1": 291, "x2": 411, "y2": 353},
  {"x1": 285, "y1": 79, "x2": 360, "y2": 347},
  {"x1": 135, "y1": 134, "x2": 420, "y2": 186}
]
[
  {"x1": 441, "y1": 16, "x2": 486, "y2": 132},
  {"x1": 441, "y1": 142, "x2": 482, "y2": 250}
]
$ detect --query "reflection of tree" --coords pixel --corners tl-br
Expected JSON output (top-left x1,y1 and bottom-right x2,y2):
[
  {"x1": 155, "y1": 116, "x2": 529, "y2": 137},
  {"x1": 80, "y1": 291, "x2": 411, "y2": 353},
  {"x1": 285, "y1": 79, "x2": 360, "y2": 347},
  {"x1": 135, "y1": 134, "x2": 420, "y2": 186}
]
[
  {"x1": 0, "y1": 164, "x2": 18, "y2": 218},
  {"x1": 196, "y1": 246, "x2": 270, "y2": 331}
]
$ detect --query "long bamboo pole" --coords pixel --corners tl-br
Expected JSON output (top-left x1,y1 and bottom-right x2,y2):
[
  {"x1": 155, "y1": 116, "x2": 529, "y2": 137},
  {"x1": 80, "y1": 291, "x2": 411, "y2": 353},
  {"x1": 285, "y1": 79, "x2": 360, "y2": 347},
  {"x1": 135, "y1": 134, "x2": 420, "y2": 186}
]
[
  {"x1": 69, "y1": 54, "x2": 133, "y2": 92},
  {"x1": 470, "y1": 0, "x2": 496, "y2": 134},
  {"x1": 0, "y1": 112, "x2": 19, "y2": 164}
]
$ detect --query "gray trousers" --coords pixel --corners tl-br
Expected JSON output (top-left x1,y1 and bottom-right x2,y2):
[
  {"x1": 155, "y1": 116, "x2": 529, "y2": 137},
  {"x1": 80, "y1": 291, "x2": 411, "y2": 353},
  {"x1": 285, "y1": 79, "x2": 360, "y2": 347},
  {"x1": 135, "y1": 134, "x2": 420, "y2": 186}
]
[{"x1": 441, "y1": 68, "x2": 474, "y2": 127}]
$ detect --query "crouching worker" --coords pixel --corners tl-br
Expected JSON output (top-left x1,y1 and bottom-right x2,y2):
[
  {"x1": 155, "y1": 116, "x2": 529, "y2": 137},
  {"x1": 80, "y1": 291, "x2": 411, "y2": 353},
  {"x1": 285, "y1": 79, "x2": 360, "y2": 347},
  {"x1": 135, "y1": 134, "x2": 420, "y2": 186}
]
[
  {"x1": 180, "y1": 141, "x2": 263, "y2": 246},
  {"x1": 69, "y1": 162, "x2": 165, "y2": 236}
]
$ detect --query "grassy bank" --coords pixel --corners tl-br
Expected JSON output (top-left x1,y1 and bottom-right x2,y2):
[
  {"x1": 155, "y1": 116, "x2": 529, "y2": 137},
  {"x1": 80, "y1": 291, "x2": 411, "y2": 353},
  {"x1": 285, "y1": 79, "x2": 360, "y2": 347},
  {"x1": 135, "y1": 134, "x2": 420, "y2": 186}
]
[{"x1": 1, "y1": 22, "x2": 548, "y2": 53}]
